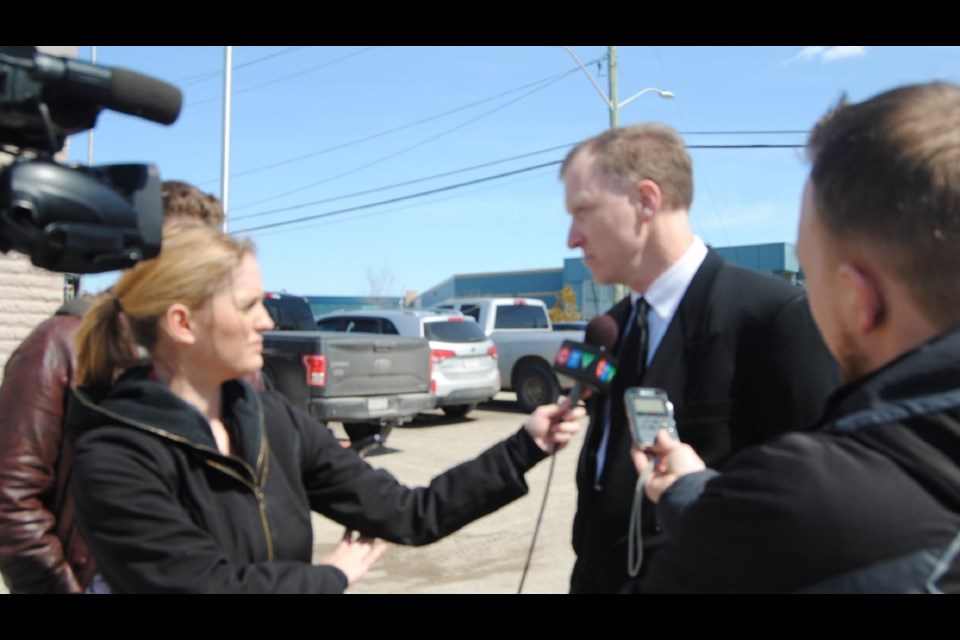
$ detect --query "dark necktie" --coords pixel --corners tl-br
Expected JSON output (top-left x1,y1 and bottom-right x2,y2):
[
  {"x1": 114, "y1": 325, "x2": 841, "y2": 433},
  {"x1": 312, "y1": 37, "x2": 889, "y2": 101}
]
[
  {"x1": 590, "y1": 297, "x2": 651, "y2": 488},
  {"x1": 618, "y1": 297, "x2": 650, "y2": 383}
]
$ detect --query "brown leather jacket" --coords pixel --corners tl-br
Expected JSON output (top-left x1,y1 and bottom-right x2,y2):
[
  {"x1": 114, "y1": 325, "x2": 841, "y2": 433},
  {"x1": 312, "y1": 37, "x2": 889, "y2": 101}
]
[{"x1": 0, "y1": 297, "x2": 95, "y2": 593}]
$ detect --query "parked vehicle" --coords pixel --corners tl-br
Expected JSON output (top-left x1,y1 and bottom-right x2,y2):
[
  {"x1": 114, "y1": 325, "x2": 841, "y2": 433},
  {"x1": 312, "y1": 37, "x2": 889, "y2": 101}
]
[
  {"x1": 552, "y1": 321, "x2": 588, "y2": 332},
  {"x1": 261, "y1": 293, "x2": 433, "y2": 449},
  {"x1": 432, "y1": 298, "x2": 585, "y2": 412},
  {"x1": 316, "y1": 308, "x2": 500, "y2": 419}
]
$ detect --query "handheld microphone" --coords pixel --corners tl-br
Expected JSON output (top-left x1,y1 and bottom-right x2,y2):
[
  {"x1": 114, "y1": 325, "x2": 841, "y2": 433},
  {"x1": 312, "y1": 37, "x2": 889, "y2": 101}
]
[{"x1": 553, "y1": 315, "x2": 619, "y2": 408}]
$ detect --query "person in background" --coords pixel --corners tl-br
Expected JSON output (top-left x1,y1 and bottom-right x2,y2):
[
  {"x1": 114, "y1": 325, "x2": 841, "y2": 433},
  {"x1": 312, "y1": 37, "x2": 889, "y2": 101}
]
[
  {"x1": 632, "y1": 81, "x2": 960, "y2": 593},
  {"x1": 560, "y1": 123, "x2": 841, "y2": 593},
  {"x1": 66, "y1": 222, "x2": 584, "y2": 593},
  {"x1": 0, "y1": 179, "x2": 230, "y2": 593}
]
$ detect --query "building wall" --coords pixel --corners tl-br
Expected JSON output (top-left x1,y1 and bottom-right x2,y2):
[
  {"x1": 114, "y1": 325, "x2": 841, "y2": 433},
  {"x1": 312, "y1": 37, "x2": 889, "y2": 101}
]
[
  {"x1": 0, "y1": 256, "x2": 67, "y2": 384},
  {"x1": 414, "y1": 243, "x2": 804, "y2": 321},
  {"x1": 307, "y1": 294, "x2": 404, "y2": 319},
  {"x1": 414, "y1": 268, "x2": 564, "y2": 309},
  {"x1": 714, "y1": 243, "x2": 801, "y2": 284},
  {"x1": 563, "y1": 257, "x2": 615, "y2": 319}
]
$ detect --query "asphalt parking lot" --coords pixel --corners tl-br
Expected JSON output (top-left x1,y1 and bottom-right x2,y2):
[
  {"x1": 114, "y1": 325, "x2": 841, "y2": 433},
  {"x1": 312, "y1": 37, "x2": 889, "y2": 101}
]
[{"x1": 312, "y1": 392, "x2": 586, "y2": 594}]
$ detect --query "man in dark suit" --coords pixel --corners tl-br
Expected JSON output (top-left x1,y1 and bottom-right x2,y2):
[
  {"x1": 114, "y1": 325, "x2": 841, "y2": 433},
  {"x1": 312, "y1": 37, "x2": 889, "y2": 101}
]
[{"x1": 561, "y1": 123, "x2": 841, "y2": 594}]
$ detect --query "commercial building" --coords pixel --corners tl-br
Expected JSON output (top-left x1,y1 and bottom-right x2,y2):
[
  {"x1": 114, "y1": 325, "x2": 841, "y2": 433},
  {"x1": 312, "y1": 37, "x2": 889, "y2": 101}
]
[{"x1": 411, "y1": 242, "x2": 804, "y2": 318}]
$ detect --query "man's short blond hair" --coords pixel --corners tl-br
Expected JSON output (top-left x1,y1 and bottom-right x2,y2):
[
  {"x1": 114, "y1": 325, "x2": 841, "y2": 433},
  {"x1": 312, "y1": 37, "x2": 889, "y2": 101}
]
[{"x1": 560, "y1": 123, "x2": 694, "y2": 211}]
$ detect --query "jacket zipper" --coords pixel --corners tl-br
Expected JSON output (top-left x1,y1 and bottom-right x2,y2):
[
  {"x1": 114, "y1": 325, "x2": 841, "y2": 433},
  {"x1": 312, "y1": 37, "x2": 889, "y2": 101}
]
[{"x1": 73, "y1": 388, "x2": 276, "y2": 561}]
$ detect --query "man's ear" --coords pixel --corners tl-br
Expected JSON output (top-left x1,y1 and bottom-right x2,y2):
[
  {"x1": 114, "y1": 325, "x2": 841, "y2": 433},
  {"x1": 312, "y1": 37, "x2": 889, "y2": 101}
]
[
  {"x1": 634, "y1": 179, "x2": 662, "y2": 221},
  {"x1": 162, "y1": 303, "x2": 198, "y2": 345},
  {"x1": 837, "y1": 262, "x2": 885, "y2": 334}
]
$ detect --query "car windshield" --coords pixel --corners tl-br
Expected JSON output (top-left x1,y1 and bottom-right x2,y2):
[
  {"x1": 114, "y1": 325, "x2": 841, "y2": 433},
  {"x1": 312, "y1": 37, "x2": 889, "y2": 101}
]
[
  {"x1": 424, "y1": 320, "x2": 487, "y2": 343},
  {"x1": 493, "y1": 304, "x2": 549, "y2": 329}
]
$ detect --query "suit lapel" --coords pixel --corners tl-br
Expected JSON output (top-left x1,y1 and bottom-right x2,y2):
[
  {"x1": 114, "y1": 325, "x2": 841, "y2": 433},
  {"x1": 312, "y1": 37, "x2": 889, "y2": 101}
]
[{"x1": 643, "y1": 249, "x2": 725, "y2": 392}]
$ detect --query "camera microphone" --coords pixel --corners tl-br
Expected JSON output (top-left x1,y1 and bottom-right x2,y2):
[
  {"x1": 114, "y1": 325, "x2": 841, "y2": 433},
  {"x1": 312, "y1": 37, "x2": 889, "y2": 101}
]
[
  {"x1": 553, "y1": 315, "x2": 619, "y2": 408},
  {"x1": 31, "y1": 51, "x2": 183, "y2": 126}
]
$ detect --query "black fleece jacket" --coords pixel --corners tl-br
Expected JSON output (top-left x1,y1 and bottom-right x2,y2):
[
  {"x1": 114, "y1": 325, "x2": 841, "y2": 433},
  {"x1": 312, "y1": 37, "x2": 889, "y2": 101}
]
[
  {"x1": 66, "y1": 368, "x2": 547, "y2": 593},
  {"x1": 640, "y1": 328, "x2": 960, "y2": 593}
]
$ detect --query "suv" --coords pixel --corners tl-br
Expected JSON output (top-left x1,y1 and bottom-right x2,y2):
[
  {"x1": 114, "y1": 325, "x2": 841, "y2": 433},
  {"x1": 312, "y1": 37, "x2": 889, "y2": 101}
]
[{"x1": 316, "y1": 309, "x2": 500, "y2": 418}]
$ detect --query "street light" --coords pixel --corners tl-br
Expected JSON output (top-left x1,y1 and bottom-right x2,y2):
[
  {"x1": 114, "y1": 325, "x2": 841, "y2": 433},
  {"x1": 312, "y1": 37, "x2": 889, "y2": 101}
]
[{"x1": 561, "y1": 46, "x2": 674, "y2": 128}]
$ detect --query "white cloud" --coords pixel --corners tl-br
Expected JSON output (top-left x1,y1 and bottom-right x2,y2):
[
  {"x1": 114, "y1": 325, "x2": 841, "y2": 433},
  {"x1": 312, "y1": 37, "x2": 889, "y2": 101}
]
[
  {"x1": 784, "y1": 46, "x2": 866, "y2": 64},
  {"x1": 822, "y1": 46, "x2": 866, "y2": 61}
]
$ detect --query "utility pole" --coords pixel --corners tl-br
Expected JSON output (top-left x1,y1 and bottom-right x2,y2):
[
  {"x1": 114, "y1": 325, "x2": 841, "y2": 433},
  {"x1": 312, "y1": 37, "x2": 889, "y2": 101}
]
[
  {"x1": 607, "y1": 46, "x2": 626, "y2": 303},
  {"x1": 608, "y1": 46, "x2": 619, "y2": 129},
  {"x1": 221, "y1": 46, "x2": 233, "y2": 232}
]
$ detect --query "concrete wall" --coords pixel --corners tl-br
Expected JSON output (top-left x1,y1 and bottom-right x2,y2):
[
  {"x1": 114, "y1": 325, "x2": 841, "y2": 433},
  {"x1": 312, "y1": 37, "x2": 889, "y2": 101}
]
[{"x1": 0, "y1": 255, "x2": 66, "y2": 384}]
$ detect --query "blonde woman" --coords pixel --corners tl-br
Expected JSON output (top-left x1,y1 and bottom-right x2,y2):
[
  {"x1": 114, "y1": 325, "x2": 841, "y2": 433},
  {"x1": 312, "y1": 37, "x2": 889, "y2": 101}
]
[{"x1": 66, "y1": 222, "x2": 583, "y2": 593}]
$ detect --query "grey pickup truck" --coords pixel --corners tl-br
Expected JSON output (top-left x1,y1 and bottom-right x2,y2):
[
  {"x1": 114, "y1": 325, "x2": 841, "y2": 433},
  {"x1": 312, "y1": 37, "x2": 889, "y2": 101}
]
[{"x1": 261, "y1": 292, "x2": 434, "y2": 449}]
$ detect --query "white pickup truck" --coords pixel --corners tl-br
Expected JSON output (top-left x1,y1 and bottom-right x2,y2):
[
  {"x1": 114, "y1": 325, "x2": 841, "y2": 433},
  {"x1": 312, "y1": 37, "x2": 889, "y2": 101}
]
[{"x1": 434, "y1": 297, "x2": 585, "y2": 412}]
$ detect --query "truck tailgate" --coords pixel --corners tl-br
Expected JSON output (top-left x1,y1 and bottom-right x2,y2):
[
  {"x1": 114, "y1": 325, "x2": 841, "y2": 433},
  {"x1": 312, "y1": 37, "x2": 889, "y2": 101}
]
[{"x1": 323, "y1": 334, "x2": 430, "y2": 396}]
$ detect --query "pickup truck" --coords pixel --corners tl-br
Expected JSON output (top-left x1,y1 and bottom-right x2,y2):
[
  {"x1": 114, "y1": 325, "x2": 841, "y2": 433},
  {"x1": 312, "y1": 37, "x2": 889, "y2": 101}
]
[
  {"x1": 261, "y1": 292, "x2": 434, "y2": 447},
  {"x1": 433, "y1": 297, "x2": 585, "y2": 412}
]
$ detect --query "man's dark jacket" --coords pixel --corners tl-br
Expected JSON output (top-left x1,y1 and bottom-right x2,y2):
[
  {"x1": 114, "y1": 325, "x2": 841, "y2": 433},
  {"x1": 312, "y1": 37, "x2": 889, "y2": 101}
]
[
  {"x1": 642, "y1": 326, "x2": 960, "y2": 593},
  {"x1": 571, "y1": 249, "x2": 841, "y2": 593}
]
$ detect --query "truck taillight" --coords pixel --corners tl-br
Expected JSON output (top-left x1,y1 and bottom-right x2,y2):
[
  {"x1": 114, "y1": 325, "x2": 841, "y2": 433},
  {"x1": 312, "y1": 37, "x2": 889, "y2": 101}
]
[
  {"x1": 429, "y1": 351, "x2": 436, "y2": 394},
  {"x1": 302, "y1": 354, "x2": 326, "y2": 387},
  {"x1": 487, "y1": 345, "x2": 498, "y2": 359}
]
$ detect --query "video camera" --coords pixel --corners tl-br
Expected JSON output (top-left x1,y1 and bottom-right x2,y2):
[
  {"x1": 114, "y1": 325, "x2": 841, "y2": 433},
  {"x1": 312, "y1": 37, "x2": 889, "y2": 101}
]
[{"x1": 0, "y1": 45, "x2": 183, "y2": 273}]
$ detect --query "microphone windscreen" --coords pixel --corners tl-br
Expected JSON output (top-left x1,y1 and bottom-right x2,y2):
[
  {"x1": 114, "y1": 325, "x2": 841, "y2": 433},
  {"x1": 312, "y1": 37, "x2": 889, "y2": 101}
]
[
  {"x1": 108, "y1": 68, "x2": 183, "y2": 125},
  {"x1": 585, "y1": 315, "x2": 619, "y2": 351}
]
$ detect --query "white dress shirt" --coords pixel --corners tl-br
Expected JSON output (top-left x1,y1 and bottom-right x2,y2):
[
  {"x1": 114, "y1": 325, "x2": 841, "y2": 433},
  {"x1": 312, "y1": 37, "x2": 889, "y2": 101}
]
[{"x1": 595, "y1": 236, "x2": 708, "y2": 483}]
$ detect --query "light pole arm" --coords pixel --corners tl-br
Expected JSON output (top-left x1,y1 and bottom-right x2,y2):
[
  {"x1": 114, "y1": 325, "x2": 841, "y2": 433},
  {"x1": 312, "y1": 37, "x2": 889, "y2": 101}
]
[
  {"x1": 618, "y1": 88, "x2": 675, "y2": 110},
  {"x1": 561, "y1": 46, "x2": 613, "y2": 110}
]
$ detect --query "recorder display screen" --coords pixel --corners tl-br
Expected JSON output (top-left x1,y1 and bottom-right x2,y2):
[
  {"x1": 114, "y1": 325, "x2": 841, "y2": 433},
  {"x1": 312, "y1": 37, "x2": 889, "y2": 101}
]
[{"x1": 630, "y1": 397, "x2": 668, "y2": 415}]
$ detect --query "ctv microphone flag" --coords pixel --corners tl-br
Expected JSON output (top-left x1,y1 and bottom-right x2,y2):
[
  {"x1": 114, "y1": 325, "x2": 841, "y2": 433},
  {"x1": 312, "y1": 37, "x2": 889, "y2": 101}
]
[{"x1": 553, "y1": 340, "x2": 618, "y2": 395}]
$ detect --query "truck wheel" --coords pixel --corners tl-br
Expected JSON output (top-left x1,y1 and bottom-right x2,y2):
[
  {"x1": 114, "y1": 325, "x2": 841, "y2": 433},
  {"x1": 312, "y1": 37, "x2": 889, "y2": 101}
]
[
  {"x1": 441, "y1": 403, "x2": 477, "y2": 419},
  {"x1": 514, "y1": 363, "x2": 560, "y2": 413}
]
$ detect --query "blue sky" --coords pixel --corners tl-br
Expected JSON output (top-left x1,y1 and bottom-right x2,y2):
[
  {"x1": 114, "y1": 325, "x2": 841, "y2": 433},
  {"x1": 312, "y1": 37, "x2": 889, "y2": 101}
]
[{"x1": 67, "y1": 46, "x2": 960, "y2": 298}]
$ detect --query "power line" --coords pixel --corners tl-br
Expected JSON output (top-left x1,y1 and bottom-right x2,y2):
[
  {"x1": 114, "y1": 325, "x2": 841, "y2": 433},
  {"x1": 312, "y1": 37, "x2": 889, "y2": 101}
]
[
  {"x1": 251, "y1": 165, "x2": 551, "y2": 240},
  {"x1": 213, "y1": 59, "x2": 601, "y2": 194},
  {"x1": 175, "y1": 46, "x2": 306, "y2": 87},
  {"x1": 231, "y1": 134, "x2": 809, "y2": 222},
  {"x1": 186, "y1": 47, "x2": 379, "y2": 108},
  {"x1": 229, "y1": 66, "x2": 584, "y2": 212},
  {"x1": 231, "y1": 142, "x2": 805, "y2": 235},
  {"x1": 230, "y1": 142, "x2": 573, "y2": 221},
  {"x1": 231, "y1": 160, "x2": 560, "y2": 234}
]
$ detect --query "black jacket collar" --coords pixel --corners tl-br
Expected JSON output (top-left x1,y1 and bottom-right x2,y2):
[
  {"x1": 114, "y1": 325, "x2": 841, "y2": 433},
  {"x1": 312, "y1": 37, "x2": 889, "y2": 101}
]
[
  {"x1": 822, "y1": 325, "x2": 960, "y2": 429},
  {"x1": 68, "y1": 367, "x2": 264, "y2": 467}
]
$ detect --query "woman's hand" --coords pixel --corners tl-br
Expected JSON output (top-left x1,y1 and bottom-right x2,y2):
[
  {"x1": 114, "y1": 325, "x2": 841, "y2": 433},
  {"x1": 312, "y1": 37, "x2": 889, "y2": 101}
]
[
  {"x1": 522, "y1": 401, "x2": 587, "y2": 454},
  {"x1": 320, "y1": 529, "x2": 388, "y2": 586}
]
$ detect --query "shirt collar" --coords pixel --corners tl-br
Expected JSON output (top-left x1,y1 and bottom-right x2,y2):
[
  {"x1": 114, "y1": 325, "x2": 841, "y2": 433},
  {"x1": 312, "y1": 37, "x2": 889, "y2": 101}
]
[{"x1": 630, "y1": 236, "x2": 708, "y2": 321}]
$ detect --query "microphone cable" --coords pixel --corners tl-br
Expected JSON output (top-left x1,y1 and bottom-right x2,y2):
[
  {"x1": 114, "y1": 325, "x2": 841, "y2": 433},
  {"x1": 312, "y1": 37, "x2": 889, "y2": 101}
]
[{"x1": 516, "y1": 442, "x2": 559, "y2": 594}]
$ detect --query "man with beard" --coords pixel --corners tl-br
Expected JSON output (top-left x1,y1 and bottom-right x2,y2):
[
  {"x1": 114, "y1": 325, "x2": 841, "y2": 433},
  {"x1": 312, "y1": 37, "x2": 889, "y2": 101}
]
[{"x1": 632, "y1": 81, "x2": 960, "y2": 593}]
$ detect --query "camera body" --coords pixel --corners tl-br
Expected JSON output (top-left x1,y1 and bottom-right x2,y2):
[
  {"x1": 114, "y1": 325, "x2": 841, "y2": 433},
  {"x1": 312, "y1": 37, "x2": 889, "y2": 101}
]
[
  {"x1": 0, "y1": 46, "x2": 181, "y2": 273},
  {"x1": 624, "y1": 387, "x2": 678, "y2": 448}
]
